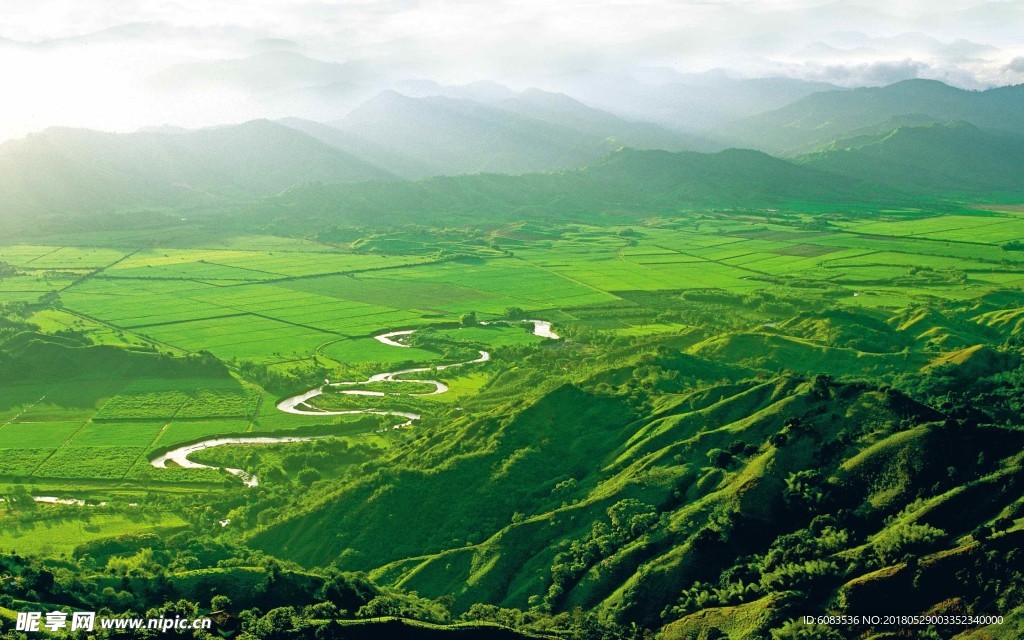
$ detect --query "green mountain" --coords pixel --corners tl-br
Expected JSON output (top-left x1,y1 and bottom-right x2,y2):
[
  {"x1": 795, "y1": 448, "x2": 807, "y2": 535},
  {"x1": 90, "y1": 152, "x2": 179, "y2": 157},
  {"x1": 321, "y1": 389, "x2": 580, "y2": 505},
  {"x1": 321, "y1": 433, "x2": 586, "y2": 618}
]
[
  {"x1": 799, "y1": 121, "x2": 1024, "y2": 197},
  {"x1": 554, "y1": 71, "x2": 842, "y2": 133},
  {"x1": 715, "y1": 79, "x2": 1024, "y2": 156},
  {"x1": 493, "y1": 88, "x2": 696, "y2": 152},
  {"x1": 282, "y1": 89, "x2": 696, "y2": 179},
  {"x1": 254, "y1": 147, "x2": 902, "y2": 229},
  {"x1": 327, "y1": 91, "x2": 611, "y2": 176},
  {"x1": 0, "y1": 120, "x2": 394, "y2": 217},
  {"x1": 278, "y1": 117, "x2": 442, "y2": 179},
  {"x1": 245, "y1": 313, "x2": 1024, "y2": 632},
  {"x1": 319, "y1": 90, "x2": 700, "y2": 178}
]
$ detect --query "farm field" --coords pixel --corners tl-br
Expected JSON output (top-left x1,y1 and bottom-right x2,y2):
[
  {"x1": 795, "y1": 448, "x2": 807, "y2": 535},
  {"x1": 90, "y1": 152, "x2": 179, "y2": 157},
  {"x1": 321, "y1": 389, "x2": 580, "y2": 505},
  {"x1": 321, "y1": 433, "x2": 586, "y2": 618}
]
[
  {"x1": 0, "y1": 511, "x2": 187, "y2": 557},
  {"x1": 2, "y1": 207, "x2": 1024, "y2": 640},
  {"x1": 7, "y1": 6, "x2": 1024, "y2": 635},
  {"x1": 1, "y1": 208, "x2": 1020, "y2": 490},
  {"x1": 0, "y1": 201, "x2": 1019, "y2": 638}
]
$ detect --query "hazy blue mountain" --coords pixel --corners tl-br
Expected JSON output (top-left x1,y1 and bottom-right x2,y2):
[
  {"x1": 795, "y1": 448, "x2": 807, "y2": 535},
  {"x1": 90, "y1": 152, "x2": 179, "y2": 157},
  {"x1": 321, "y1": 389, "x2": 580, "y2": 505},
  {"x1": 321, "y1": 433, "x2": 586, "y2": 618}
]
[
  {"x1": 292, "y1": 87, "x2": 703, "y2": 178},
  {"x1": 494, "y1": 88, "x2": 696, "y2": 150},
  {"x1": 333, "y1": 91, "x2": 602, "y2": 175},
  {"x1": 549, "y1": 71, "x2": 842, "y2": 134},
  {"x1": 0, "y1": 120, "x2": 394, "y2": 216},
  {"x1": 390, "y1": 79, "x2": 519, "y2": 103},
  {"x1": 799, "y1": 121, "x2": 1024, "y2": 197},
  {"x1": 321, "y1": 90, "x2": 685, "y2": 177},
  {"x1": 277, "y1": 117, "x2": 441, "y2": 179},
  {"x1": 715, "y1": 79, "x2": 1024, "y2": 155}
]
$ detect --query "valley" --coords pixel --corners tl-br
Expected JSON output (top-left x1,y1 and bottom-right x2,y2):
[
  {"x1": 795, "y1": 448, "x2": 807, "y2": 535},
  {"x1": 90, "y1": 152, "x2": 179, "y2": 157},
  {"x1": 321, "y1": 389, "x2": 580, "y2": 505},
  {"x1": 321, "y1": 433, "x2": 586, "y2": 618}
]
[{"x1": 3, "y1": 200, "x2": 1024, "y2": 638}]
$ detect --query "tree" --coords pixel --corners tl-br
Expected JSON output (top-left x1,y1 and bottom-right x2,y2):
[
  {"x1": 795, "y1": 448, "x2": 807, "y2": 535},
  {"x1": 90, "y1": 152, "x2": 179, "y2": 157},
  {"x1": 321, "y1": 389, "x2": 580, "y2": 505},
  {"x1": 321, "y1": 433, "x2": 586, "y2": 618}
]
[
  {"x1": 211, "y1": 595, "x2": 232, "y2": 612},
  {"x1": 297, "y1": 468, "x2": 322, "y2": 486},
  {"x1": 460, "y1": 311, "x2": 478, "y2": 326},
  {"x1": 357, "y1": 595, "x2": 401, "y2": 619},
  {"x1": 706, "y1": 448, "x2": 733, "y2": 469}
]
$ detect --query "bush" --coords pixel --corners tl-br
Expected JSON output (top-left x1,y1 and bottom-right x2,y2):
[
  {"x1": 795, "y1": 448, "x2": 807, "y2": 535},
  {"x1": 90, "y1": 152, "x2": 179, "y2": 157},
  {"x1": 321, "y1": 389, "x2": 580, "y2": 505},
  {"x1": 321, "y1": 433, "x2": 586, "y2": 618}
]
[{"x1": 707, "y1": 448, "x2": 733, "y2": 469}]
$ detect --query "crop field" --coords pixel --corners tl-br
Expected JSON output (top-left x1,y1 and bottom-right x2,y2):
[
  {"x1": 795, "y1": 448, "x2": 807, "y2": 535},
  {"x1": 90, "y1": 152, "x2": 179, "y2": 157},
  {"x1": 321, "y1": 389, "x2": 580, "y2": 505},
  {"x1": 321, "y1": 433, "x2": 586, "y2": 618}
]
[
  {"x1": 1, "y1": 208, "x2": 1023, "y2": 492},
  {"x1": 152, "y1": 419, "x2": 252, "y2": 447},
  {"x1": 66, "y1": 422, "x2": 165, "y2": 447},
  {"x1": 0, "y1": 422, "x2": 86, "y2": 449},
  {"x1": 34, "y1": 446, "x2": 150, "y2": 479},
  {"x1": 323, "y1": 337, "x2": 441, "y2": 365},
  {"x1": 0, "y1": 375, "x2": 267, "y2": 483},
  {"x1": 0, "y1": 511, "x2": 187, "y2": 557}
]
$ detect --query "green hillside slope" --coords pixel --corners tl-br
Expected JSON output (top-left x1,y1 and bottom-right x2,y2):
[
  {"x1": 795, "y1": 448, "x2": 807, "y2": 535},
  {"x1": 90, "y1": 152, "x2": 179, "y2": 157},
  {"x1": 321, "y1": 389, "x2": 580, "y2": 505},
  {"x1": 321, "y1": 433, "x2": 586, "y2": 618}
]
[
  {"x1": 799, "y1": 121, "x2": 1024, "y2": 198},
  {"x1": 0, "y1": 120, "x2": 395, "y2": 217},
  {"x1": 715, "y1": 79, "x2": 1024, "y2": 155}
]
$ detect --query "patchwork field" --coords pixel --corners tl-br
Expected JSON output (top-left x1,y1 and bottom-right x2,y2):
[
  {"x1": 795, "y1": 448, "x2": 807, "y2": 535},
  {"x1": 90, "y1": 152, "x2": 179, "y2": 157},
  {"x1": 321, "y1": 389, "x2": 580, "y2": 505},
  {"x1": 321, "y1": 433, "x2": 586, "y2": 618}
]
[{"x1": 1, "y1": 207, "x2": 1022, "y2": 492}]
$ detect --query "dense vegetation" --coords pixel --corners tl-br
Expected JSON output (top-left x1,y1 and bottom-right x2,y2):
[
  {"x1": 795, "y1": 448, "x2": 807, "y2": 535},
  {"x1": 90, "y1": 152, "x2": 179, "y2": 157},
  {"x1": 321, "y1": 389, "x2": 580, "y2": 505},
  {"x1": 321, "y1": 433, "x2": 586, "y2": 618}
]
[{"x1": 3, "y1": 77, "x2": 1024, "y2": 639}]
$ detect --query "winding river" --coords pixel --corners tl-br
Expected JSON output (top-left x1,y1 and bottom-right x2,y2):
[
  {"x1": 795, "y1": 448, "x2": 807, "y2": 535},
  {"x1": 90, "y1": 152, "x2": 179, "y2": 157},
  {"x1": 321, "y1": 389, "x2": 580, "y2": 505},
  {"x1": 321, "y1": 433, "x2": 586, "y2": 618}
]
[{"x1": 151, "y1": 320, "x2": 557, "y2": 486}]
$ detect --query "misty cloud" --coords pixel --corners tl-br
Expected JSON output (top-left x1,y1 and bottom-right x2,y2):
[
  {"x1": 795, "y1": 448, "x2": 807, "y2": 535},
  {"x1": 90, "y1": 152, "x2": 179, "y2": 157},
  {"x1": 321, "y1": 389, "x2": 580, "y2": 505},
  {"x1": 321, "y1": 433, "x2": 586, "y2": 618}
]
[{"x1": 1, "y1": 0, "x2": 1022, "y2": 142}]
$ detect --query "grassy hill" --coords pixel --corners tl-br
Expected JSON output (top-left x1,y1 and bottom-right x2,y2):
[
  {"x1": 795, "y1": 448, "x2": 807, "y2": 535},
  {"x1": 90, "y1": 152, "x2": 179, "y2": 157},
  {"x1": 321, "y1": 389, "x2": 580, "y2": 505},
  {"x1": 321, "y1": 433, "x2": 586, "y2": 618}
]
[
  {"x1": 0, "y1": 120, "x2": 395, "y2": 217},
  {"x1": 715, "y1": 79, "x2": 1024, "y2": 156},
  {"x1": 799, "y1": 121, "x2": 1024, "y2": 198},
  {"x1": 245, "y1": 308, "x2": 1024, "y2": 631},
  {"x1": 252, "y1": 146, "x2": 908, "y2": 230}
]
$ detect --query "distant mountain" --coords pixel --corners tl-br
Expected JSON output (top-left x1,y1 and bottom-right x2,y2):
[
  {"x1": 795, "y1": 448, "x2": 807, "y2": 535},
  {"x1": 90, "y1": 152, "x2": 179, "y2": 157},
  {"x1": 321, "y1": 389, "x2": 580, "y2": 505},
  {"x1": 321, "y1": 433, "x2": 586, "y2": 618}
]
[
  {"x1": 283, "y1": 89, "x2": 697, "y2": 178},
  {"x1": 255, "y1": 147, "x2": 903, "y2": 229},
  {"x1": 494, "y1": 88, "x2": 698, "y2": 151},
  {"x1": 390, "y1": 79, "x2": 519, "y2": 103},
  {"x1": 277, "y1": 117, "x2": 441, "y2": 180},
  {"x1": 332, "y1": 90, "x2": 605, "y2": 176},
  {"x1": 0, "y1": 120, "x2": 394, "y2": 216},
  {"x1": 799, "y1": 121, "x2": 1024, "y2": 197},
  {"x1": 549, "y1": 71, "x2": 842, "y2": 134},
  {"x1": 715, "y1": 79, "x2": 1024, "y2": 156}
]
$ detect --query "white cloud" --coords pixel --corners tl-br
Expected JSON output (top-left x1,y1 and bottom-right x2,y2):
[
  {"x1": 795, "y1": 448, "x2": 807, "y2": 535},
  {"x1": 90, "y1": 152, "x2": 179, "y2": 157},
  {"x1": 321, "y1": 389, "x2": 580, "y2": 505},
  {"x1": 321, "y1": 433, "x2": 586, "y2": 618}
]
[{"x1": 0, "y1": 0, "x2": 1021, "y2": 141}]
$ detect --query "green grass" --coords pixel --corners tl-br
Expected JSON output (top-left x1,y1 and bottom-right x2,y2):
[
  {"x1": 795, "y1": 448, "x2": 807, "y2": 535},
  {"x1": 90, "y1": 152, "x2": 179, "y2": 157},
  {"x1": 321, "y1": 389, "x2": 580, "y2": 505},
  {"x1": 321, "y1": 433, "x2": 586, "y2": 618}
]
[
  {"x1": 153, "y1": 419, "x2": 253, "y2": 447},
  {"x1": 66, "y1": 422, "x2": 164, "y2": 447},
  {"x1": 0, "y1": 421, "x2": 84, "y2": 448},
  {"x1": 0, "y1": 450, "x2": 53, "y2": 476},
  {"x1": 34, "y1": 446, "x2": 147, "y2": 479},
  {"x1": 0, "y1": 511, "x2": 187, "y2": 557},
  {"x1": 325, "y1": 337, "x2": 441, "y2": 365}
]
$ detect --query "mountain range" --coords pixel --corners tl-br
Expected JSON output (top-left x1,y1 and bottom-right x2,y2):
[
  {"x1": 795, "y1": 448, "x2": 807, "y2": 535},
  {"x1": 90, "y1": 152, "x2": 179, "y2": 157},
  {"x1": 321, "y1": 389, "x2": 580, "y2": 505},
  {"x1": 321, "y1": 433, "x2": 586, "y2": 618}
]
[
  {"x1": 0, "y1": 120, "x2": 394, "y2": 216},
  {"x1": 715, "y1": 78, "x2": 1024, "y2": 155},
  {"x1": 2, "y1": 77, "x2": 1023, "y2": 222}
]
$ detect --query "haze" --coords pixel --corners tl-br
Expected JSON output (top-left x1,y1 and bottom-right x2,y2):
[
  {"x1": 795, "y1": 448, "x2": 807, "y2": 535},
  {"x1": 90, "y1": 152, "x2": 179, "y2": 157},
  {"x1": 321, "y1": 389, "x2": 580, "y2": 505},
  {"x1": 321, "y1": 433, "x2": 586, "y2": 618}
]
[{"x1": 1, "y1": 0, "x2": 1022, "y2": 143}]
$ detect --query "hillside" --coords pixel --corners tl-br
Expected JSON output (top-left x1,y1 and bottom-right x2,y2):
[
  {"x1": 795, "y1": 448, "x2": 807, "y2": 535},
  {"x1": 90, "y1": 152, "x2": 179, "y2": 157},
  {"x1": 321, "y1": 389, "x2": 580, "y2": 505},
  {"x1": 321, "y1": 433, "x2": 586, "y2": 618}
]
[
  {"x1": 3, "y1": 215, "x2": 1024, "y2": 638},
  {"x1": 553, "y1": 72, "x2": 841, "y2": 133},
  {"x1": 715, "y1": 79, "x2": 1024, "y2": 155},
  {"x1": 0, "y1": 120, "x2": 395, "y2": 217},
  {"x1": 247, "y1": 324, "x2": 1024, "y2": 633},
  {"x1": 493, "y1": 88, "x2": 695, "y2": 152},
  {"x1": 797, "y1": 121, "x2": 1024, "y2": 198},
  {"x1": 318, "y1": 90, "x2": 690, "y2": 178},
  {"x1": 253, "y1": 147, "x2": 905, "y2": 229}
]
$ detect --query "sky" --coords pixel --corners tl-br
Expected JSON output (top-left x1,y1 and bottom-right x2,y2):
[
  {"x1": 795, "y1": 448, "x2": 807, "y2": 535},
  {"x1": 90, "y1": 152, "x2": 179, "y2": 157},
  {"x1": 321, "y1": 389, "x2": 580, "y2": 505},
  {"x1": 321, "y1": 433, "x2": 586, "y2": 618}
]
[{"x1": 1, "y1": 0, "x2": 1022, "y2": 142}]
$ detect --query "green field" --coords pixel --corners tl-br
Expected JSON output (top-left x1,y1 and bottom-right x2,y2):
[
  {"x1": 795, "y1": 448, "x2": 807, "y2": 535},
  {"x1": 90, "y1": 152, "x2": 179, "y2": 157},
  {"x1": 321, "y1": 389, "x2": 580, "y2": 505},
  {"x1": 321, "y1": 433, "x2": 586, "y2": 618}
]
[
  {"x1": 0, "y1": 511, "x2": 187, "y2": 557},
  {"x1": 2, "y1": 208, "x2": 1024, "y2": 639},
  {"x1": 1, "y1": 210, "x2": 1018, "y2": 488}
]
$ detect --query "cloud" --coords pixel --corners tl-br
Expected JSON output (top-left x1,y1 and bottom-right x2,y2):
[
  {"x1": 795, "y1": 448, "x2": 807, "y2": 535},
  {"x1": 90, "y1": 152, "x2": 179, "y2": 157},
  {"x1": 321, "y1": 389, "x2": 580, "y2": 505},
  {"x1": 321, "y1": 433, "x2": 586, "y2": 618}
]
[
  {"x1": 1006, "y1": 57, "x2": 1024, "y2": 73},
  {"x1": 0, "y1": 0, "x2": 1021, "y2": 142}
]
